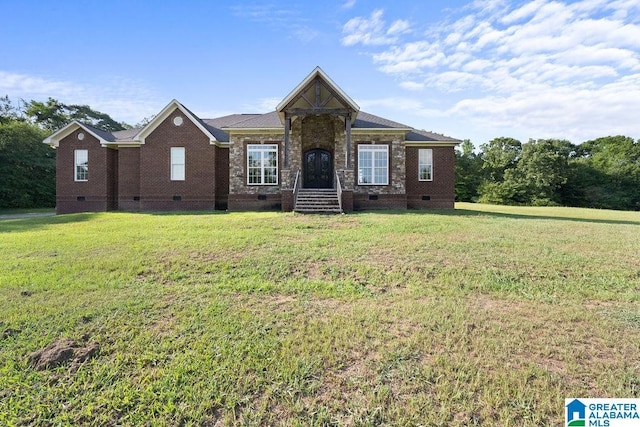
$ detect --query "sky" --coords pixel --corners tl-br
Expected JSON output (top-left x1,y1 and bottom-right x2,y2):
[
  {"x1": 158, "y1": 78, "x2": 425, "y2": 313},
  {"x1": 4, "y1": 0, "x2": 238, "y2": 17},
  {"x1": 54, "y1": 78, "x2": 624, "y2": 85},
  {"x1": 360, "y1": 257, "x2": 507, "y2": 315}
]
[{"x1": 1, "y1": 0, "x2": 639, "y2": 145}]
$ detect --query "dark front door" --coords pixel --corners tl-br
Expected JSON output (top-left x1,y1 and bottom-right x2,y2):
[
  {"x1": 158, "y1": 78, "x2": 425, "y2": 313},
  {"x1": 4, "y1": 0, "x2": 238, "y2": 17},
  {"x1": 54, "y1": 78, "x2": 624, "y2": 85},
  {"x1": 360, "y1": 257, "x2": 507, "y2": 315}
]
[{"x1": 304, "y1": 149, "x2": 333, "y2": 188}]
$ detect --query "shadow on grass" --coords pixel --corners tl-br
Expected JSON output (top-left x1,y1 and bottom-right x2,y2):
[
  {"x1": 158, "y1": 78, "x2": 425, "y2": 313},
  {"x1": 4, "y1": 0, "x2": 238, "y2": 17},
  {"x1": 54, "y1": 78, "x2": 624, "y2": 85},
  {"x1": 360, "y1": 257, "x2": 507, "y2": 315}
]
[
  {"x1": 423, "y1": 207, "x2": 640, "y2": 226},
  {"x1": 0, "y1": 212, "x2": 98, "y2": 233},
  {"x1": 2, "y1": 207, "x2": 637, "y2": 231},
  {"x1": 144, "y1": 210, "x2": 229, "y2": 217}
]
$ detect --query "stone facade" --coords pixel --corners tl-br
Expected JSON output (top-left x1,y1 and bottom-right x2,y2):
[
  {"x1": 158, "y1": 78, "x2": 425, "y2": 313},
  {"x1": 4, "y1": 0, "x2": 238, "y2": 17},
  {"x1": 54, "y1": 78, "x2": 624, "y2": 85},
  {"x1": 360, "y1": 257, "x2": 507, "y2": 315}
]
[
  {"x1": 228, "y1": 134, "x2": 283, "y2": 195},
  {"x1": 351, "y1": 132, "x2": 407, "y2": 195}
]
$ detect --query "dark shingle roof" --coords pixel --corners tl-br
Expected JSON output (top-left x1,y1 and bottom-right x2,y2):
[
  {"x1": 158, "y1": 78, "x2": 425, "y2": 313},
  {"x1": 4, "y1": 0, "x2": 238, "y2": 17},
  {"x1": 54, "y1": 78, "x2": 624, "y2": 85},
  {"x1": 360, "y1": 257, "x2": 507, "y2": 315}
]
[
  {"x1": 81, "y1": 108, "x2": 458, "y2": 144},
  {"x1": 112, "y1": 127, "x2": 141, "y2": 141},
  {"x1": 352, "y1": 111, "x2": 410, "y2": 129},
  {"x1": 215, "y1": 110, "x2": 412, "y2": 130},
  {"x1": 204, "y1": 114, "x2": 262, "y2": 128},
  {"x1": 219, "y1": 111, "x2": 282, "y2": 129},
  {"x1": 79, "y1": 122, "x2": 117, "y2": 142},
  {"x1": 405, "y1": 129, "x2": 461, "y2": 142}
]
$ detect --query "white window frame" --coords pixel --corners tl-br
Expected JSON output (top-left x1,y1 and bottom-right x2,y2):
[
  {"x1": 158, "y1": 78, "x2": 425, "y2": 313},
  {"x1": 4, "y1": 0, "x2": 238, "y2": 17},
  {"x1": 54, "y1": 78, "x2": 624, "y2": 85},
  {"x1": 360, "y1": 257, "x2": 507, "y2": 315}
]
[
  {"x1": 418, "y1": 148, "x2": 433, "y2": 181},
  {"x1": 358, "y1": 144, "x2": 389, "y2": 185},
  {"x1": 170, "y1": 147, "x2": 185, "y2": 181},
  {"x1": 74, "y1": 149, "x2": 88, "y2": 182},
  {"x1": 247, "y1": 144, "x2": 278, "y2": 185}
]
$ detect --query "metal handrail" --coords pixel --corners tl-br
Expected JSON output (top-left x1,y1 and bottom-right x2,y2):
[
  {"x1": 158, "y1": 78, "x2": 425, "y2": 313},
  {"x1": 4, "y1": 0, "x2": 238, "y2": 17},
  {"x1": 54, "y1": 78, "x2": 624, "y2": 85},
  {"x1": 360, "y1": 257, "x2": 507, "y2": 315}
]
[
  {"x1": 293, "y1": 169, "x2": 301, "y2": 208},
  {"x1": 335, "y1": 169, "x2": 343, "y2": 212}
]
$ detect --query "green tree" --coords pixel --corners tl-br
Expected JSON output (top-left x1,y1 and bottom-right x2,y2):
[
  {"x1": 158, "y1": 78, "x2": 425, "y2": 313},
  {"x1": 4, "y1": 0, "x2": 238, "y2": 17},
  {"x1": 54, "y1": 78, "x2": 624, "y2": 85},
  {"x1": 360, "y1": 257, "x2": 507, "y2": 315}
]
[
  {"x1": 512, "y1": 139, "x2": 572, "y2": 206},
  {"x1": 455, "y1": 139, "x2": 483, "y2": 201},
  {"x1": 0, "y1": 121, "x2": 54, "y2": 208},
  {"x1": 0, "y1": 95, "x2": 23, "y2": 124},
  {"x1": 478, "y1": 138, "x2": 573, "y2": 206},
  {"x1": 477, "y1": 137, "x2": 522, "y2": 204},
  {"x1": 24, "y1": 98, "x2": 129, "y2": 132},
  {"x1": 24, "y1": 98, "x2": 68, "y2": 131},
  {"x1": 570, "y1": 136, "x2": 640, "y2": 210},
  {"x1": 480, "y1": 137, "x2": 522, "y2": 182}
]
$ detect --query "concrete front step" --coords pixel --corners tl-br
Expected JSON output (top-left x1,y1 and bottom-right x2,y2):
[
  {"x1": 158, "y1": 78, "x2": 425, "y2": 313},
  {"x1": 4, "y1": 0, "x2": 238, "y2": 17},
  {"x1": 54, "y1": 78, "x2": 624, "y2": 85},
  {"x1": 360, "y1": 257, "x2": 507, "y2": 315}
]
[{"x1": 294, "y1": 189, "x2": 342, "y2": 213}]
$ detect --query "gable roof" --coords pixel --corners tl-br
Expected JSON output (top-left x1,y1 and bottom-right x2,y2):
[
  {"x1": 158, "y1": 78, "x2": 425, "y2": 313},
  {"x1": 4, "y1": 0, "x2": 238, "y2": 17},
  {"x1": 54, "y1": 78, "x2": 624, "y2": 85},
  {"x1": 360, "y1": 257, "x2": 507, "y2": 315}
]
[
  {"x1": 43, "y1": 120, "x2": 116, "y2": 147},
  {"x1": 276, "y1": 66, "x2": 360, "y2": 123},
  {"x1": 134, "y1": 99, "x2": 219, "y2": 144}
]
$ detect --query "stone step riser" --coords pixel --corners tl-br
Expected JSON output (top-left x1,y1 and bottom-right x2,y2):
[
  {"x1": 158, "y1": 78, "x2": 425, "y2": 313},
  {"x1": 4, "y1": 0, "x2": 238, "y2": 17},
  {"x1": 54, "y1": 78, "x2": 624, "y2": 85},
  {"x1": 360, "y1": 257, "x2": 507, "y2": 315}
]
[{"x1": 294, "y1": 189, "x2": 342, "y2": 213}]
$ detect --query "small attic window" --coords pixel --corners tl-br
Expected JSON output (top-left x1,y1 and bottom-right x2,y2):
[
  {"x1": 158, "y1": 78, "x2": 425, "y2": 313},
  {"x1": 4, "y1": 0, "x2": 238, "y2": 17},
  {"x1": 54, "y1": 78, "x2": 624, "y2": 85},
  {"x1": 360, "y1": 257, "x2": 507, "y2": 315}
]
[
  {"x1": 77, "y1": 132, "x2": 85, "y2": 140},
  {"x1": 173, "y1": 116, "x2": 184, "y2": 126}
]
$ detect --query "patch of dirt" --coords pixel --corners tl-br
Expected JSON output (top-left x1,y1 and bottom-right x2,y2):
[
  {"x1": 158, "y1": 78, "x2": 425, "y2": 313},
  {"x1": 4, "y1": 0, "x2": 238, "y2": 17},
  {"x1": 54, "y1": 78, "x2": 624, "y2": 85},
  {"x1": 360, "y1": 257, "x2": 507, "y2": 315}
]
[
  {"x1": 2, "y1": 327, "x2": 21, "y2": 339},
  {"x1": 28, "y1": 337, "x2": 99, "y2": 371}
]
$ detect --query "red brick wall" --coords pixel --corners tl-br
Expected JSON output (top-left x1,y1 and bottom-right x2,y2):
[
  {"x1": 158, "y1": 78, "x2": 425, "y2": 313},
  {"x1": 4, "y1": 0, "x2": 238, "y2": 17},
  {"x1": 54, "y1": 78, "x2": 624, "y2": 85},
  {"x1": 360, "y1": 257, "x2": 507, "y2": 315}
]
[
  {"x1": 107, "y1": 148, "x2": 118, "y2": 210},
  {"x1": 117, "y1": 148, "x2": 141, "y2": 211},
  {"x1": 139, "y1": 109, "x2": 216, "y2": 211},
  {"x1": 228, "y1": 193, "x2": 282, "y2": 211},
  {"x1": 55, "y1": 129, "x2": 114, "y2": 214},
  {"x1": 215, "y1": 146, "x2": 229, "y2": 210},
  {"x1": 405, "y1": 146, "x2": 455, "y2": 209},
  {"x1": 353, "y1": 193, "x2": 407, "y2": 210}
]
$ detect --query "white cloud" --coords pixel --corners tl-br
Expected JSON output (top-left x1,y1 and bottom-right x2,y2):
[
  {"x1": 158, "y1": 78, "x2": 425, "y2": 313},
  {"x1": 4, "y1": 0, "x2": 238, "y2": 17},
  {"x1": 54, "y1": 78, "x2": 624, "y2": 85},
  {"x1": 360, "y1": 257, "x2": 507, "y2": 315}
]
[
  {"x1": 359, "y1": 96, "x2": 424, "y2": 112},
  {"x1": 501, "y1": 0, "x2": 545, "y2": 24},
  {"x1": 241, "y1": 97, "x2": 282, "y2": 113},
  {"x1": 387, "y1": 19, "x2": 411, "y2": 36},
  {"x1": 341, "y1": 9, "x2": 411, "y2": 46},
  {"x1": 341, "y1": 0, "x2": 640, "y2": 142},
  {"x1": 0, "y1": 71, "x2": 80, "y2": 98},
  {"x1": 0, "y1": 71, "x2": 160, "y2": 125},
  {"x1": 399, "y1": 81, "x2": 425, "y2": 90},
  {"x1": 342, "y1": 0, "x2": 357, "y2": 9}
]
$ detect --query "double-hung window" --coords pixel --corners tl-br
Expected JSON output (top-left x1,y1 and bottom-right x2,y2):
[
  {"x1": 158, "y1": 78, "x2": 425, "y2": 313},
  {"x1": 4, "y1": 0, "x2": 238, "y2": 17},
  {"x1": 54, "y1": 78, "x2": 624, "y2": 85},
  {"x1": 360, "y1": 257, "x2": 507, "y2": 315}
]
[
  {"x1": 171, "y1": 147, "x2": 185, "y2": 181},
  {"x1": 418, "y1": 149, "x2": 433, "y2": 181},
  {"x1": 74, "y1": 149, "x2": 88, "y2": 181},
  {"x1": 247, "y1": 144, "x2": 278, "y2": 185},
  {"x1": 358, "y1": 144, "x2": 388, "y2": 185}
]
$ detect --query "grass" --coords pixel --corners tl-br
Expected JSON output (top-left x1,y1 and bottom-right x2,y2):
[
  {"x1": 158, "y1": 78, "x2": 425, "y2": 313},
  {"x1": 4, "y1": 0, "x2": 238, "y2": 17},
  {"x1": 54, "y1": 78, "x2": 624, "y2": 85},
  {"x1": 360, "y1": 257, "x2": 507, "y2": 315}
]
[
  {"x1": 0, "y1": 207, "x2": 54, "y2": 216},
  {"x1": 0, "y1": 203, "x2": 639, "y2": 426}
]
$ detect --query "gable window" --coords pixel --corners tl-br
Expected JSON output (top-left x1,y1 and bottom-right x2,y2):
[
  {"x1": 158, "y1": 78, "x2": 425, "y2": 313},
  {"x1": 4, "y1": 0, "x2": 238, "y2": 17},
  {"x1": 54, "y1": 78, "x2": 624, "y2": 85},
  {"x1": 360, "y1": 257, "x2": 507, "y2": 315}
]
[
  {"x1": 74, "y1": 149, "x2": 88, "y2": 181},
  {"x1": 418, "y1": 149, "x2": 433, "y2": 181},
  {"x1": 247, "y1": 144, "x2": 278, "y2": 185},
  {"x1": 171, "y1": 147, "x2": 185, "y2": 181},
  {"x1": 358, "y1": 144, "x2": 388, "y2": 185}
]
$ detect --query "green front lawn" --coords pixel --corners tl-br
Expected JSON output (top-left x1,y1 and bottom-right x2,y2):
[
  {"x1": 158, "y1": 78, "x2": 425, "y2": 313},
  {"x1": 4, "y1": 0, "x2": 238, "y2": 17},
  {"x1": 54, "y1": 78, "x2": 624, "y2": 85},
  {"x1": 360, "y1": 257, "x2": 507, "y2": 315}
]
[{"x1": 1, "y1": 204, "x2": 638, "y2": 425}]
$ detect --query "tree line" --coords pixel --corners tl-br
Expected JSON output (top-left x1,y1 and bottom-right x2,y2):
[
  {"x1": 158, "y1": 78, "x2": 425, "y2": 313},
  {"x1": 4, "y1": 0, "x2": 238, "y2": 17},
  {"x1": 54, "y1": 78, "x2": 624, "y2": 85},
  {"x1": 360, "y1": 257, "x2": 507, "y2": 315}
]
[
  {"x1": 1, "y1": 95, "x2": 638, "y2": 211},
  {"x1": 456, "y1": 136, "x2": 640, "y2": 211},
  {"x1": 0, "y1": 96, "x2": 128, "y2": 208}
]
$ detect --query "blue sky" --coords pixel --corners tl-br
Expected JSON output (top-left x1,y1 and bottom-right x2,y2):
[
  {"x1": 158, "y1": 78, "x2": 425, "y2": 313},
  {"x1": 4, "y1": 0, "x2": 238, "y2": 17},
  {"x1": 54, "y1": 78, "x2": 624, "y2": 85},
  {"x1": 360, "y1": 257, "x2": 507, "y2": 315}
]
[{"x1": 1, "y1": 0, "x2": 639, "y2": 145}]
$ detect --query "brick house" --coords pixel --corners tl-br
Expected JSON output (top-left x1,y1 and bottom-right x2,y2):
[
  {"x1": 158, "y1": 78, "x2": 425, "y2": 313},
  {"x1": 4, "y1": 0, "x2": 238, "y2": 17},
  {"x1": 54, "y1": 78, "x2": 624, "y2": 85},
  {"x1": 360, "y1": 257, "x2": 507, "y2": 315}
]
[{"x1": 44, "y1": 67, "x2": 460, "y2": 214}]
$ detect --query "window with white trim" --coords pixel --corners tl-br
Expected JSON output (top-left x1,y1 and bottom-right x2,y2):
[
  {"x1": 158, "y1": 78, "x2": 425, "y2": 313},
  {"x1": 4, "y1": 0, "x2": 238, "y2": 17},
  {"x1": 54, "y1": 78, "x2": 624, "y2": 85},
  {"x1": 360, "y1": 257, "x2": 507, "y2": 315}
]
[
  {"x1": 170, "y1": 147, "x2": 185, "y2": 181},
  {"x1": 74, "y1": 149, "x2": 88, "y2": 181},
  {"x1": 418, "y1": 148, "x2": 433, "y2": 181},
  {"x1": 358, "y1": 144, "x2": 388, "y2": 185},
  {"x1": 247, "y1": 144, "x2": 278, "y2": 185}
]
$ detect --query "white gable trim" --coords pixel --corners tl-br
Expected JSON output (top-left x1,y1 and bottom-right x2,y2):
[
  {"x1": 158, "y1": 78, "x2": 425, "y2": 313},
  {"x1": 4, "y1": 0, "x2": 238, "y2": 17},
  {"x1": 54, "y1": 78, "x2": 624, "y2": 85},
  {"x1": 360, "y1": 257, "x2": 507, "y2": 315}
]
[
  {"x1": 43, "y1": 121, "x2": 110, "y2": 148},
  {"x1": 276, "y1": 66, "x2": 360, "y2": 123},
  {"x1": 134, "y1": 99, "x2": 217, "y2": 144}
]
